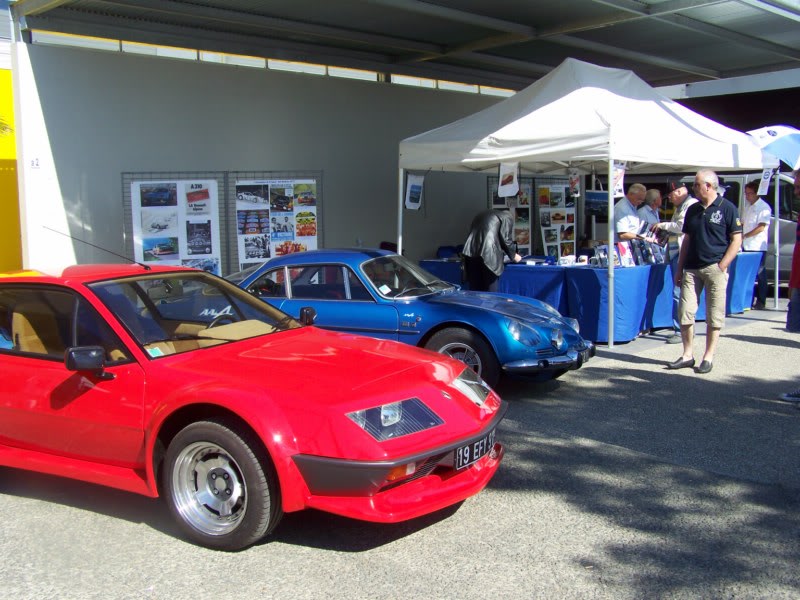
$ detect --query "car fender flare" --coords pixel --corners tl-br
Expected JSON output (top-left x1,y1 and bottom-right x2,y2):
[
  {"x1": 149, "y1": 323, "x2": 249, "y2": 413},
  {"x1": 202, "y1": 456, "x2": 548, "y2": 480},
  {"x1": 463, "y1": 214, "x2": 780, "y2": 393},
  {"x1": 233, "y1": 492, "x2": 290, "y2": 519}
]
[
  {"x1": 142, "y1": 384, "x2": 310, "y2": 512},
  {"x1": 418, "y1": 320, "x2": 499, "y2": 357}
]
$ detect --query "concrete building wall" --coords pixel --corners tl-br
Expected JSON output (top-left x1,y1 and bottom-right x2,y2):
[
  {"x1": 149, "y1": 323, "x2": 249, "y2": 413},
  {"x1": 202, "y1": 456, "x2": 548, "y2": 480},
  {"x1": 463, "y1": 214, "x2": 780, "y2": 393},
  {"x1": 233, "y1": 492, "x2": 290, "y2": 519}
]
[{"x1": 13, "y1": 42, "x2": 498, "y2": 273}]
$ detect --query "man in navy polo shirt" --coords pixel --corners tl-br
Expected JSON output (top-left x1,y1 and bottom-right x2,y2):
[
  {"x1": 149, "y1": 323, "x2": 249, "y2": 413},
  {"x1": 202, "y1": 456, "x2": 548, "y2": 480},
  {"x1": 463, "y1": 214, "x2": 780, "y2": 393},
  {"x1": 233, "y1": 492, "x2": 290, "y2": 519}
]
[{"x1": 668, "y1": 170, "x2": 742, "y2": 375}]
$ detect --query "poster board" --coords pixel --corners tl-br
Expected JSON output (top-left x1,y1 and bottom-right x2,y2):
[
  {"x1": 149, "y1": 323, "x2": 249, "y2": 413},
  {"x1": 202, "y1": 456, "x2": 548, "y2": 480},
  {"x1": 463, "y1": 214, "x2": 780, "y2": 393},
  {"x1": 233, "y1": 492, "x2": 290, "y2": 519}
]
[
  {"x1": 130, "y1": 179, "x2": 222, "y2": 275},
  {"x1": 234, "y1": 177, "x2": 320, "y2": 270},
  {"x1": 536, "y1": 179, "x2": 575, "y2": 261}
]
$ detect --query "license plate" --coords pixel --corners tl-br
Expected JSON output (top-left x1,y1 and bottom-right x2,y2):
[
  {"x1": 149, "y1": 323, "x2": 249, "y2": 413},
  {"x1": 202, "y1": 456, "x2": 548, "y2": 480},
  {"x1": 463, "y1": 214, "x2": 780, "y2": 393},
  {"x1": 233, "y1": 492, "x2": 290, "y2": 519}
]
[{"x1": 454, "y1": 428, "x2": 496, "y2": 470}]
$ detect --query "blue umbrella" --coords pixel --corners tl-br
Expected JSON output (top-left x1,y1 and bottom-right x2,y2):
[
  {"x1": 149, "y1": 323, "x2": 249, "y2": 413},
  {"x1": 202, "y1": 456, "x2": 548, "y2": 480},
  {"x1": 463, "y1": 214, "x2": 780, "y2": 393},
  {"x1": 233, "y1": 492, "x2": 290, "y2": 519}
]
[{"x1": 747, "y1": 125, "x2": 800, "y2": 171}]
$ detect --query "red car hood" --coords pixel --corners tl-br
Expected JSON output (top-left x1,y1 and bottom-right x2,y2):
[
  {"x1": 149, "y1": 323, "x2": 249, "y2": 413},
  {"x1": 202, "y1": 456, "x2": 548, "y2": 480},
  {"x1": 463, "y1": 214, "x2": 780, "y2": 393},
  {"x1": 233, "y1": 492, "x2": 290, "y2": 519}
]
[
  {"x1": 147, "y1": 327, "x2": 498, "y2": 460},
  {"x1": 157, "y1": 327, "x2": 455, "y2": 401}
]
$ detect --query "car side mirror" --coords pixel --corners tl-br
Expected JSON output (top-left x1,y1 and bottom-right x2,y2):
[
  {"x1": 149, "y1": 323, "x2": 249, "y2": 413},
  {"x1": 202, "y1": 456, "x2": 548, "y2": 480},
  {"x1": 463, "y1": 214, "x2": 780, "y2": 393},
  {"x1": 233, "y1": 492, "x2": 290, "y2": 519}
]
[
  {"x1": 65, "y1": 346, "x2": 115, "y2": 380},
  {"x1": 299, "y1": 306, "x2": 317, "y2": 326}
]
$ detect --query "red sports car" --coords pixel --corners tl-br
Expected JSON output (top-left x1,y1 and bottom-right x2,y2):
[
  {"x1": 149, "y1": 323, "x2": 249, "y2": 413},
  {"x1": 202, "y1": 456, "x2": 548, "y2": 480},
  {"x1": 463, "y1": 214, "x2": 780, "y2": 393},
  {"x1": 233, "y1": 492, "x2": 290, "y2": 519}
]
[{"x1": 0, "y1": 264, "x2": 506, "y2": 550}]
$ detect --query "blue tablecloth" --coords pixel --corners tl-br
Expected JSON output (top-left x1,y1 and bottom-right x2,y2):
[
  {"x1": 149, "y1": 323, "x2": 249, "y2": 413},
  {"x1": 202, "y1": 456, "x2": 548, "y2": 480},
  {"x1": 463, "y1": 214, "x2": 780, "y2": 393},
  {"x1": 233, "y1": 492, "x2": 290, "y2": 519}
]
[
  {"x1": 498, "y1": 264, "x2": 568, "y2": 314},
  {"x1": 419, "y1": 259, "x2": 463, "y2": 287},
  {"x1": 565, "y1": 265, "x2": 651, "y2": 343},
  {"x1": 643, "y1": 262, "x2": 675, "y2": 330}
]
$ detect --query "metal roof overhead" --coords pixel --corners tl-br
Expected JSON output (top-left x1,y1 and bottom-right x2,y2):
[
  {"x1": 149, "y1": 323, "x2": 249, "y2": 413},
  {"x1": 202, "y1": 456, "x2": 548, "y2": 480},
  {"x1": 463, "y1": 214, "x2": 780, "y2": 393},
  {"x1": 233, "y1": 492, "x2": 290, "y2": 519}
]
[{"x1": 10, "y1": 0, "x2": 800, "y2": 91}]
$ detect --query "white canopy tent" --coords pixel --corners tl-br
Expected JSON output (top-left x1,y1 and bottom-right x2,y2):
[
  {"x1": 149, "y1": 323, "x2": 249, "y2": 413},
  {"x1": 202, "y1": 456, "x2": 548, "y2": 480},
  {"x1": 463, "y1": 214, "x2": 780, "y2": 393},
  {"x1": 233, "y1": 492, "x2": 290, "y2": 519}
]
[{"x1": 398, "y1": 58, "x2": 773, "y2": 346}]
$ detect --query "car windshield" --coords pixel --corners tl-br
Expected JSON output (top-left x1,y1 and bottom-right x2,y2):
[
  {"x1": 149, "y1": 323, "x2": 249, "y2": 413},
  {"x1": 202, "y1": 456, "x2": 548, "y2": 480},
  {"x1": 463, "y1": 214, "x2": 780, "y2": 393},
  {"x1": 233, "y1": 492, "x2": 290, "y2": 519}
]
[
  {"x1": 226, "y1": 263, "x2": 263, "y2": 285},
  {"x1": 89, "y1": 271, "x2": 300, "y2": 358},
  {"x1": 361, "y1": 255, "x2": 454, "y2": 298}
]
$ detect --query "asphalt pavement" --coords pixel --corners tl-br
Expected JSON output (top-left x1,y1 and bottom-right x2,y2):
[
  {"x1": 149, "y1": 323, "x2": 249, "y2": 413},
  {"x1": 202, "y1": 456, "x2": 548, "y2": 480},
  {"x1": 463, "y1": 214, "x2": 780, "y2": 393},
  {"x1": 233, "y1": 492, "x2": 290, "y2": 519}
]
[{"x1": 2, "y1": 301, "x2": 799, "y2": 599}]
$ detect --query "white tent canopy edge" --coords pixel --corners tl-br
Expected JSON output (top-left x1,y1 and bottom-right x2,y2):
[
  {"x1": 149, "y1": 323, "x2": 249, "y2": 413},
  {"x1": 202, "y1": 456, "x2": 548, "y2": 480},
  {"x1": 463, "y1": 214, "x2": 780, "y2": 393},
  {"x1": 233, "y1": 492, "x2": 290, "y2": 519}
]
[{"x1": 397, "y1": 58, "x2": 773, "y2": 347}]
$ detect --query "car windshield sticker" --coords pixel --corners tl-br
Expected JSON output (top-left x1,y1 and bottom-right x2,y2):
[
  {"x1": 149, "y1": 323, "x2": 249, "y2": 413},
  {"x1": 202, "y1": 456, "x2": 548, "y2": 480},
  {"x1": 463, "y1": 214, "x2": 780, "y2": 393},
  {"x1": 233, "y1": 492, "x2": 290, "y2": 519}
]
[
  {"x1": 379, "y1": 284, "x2": 391, "y2": 295},
  {"x1": 147, "y1": 347, "x2": 165, "y2": 358}
]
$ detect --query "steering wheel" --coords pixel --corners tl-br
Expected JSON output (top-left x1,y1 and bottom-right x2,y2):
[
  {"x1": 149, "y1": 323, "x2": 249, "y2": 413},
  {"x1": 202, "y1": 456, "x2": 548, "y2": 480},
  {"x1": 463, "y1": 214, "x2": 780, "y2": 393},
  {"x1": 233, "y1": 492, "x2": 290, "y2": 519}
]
[{"x1": 208, "y1": 313, "x2": 236, "y2": 328}]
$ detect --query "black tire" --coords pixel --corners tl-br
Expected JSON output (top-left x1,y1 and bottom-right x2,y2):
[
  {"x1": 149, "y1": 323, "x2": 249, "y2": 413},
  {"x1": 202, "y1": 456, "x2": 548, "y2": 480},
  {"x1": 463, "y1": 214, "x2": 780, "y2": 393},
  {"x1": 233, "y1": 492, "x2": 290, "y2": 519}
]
[
  {"x1": 163, "y1": 419, "x2": 282, "y2": 551},
  {"x1": 424, "y1": 327, "x2": 500, "y2": 388}
]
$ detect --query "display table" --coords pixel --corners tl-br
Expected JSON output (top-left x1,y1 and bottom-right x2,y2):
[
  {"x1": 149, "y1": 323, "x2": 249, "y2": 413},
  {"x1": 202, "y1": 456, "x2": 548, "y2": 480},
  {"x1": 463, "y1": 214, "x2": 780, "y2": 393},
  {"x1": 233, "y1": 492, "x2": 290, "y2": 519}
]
[
  {"x1": 419, "y1": 259, "x2": 463, "y2": 287},
  {"x1": 565, "y1": 265, "x2": 651, "y2": 343},
  {"x1": 498, "y1": 264, "x2": 568, "y2": 314},
  {"x1": 643, "y1": 262, "x2": 675, "y2": 331},
  {"x1": 441, "y1": 252, "x2": 759, "y2": 344}
]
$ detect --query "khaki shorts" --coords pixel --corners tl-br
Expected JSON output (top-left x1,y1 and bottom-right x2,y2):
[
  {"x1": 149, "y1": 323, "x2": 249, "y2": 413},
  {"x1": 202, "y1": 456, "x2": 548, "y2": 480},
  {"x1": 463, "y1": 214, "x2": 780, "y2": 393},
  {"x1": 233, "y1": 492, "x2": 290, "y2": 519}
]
[{"x1": 678, "y1": 264, "x2": 729, "y2": 329}]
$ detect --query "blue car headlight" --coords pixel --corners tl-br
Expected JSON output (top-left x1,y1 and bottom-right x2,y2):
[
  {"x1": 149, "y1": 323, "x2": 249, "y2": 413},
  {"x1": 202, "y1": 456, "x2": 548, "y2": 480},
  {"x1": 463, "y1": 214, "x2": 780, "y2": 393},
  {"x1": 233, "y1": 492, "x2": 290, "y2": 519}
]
[
  {"x1": 347, "y1": 398, "x2": 443, "y2": 442},
  {"x1": 506, "y1": 318, "x2": 542, "y2": 347},
  {"x1": 563, "y1": 317, "x2": 580, "y2": 334}
]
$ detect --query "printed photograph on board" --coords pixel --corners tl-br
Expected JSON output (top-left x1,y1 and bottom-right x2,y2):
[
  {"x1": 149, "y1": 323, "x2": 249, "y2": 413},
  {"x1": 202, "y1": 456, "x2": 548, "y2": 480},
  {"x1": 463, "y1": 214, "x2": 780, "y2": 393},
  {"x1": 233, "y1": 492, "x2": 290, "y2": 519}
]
[
  {"x1": 295, "y1": 209, "x2": 317, "y2": 237},
  {"x1": 544, "y1": 228, "x2": 558, "y2": 243},
  {"x1": 141, "y1": 209, "x2": 178, "y2": 236},
  {"x1": 294, "y1": 181, "x2": 317, "y2": 207},
  {"x1": 270, "y1": 186, "x2": 294, "y2": 212},
  {"x1": 182, "y1": 257, "x2": 220, "y2": 275},
  {"x1": 143, "y1": 236, "x2": 179, "y2": 261},
  {"x1": 140, "y1": 183, "x2": 177, "y2": 207},
  {"x1": 271, "y1": 214, "x2": 295, "y2": 240},
  {"x1": 540, "y1": 210, "x2": 551, "y2": 227},
  {"x1": 561, "y1": 241, "x2": 575, "y2": 256},
  {"x1": 538, "y1": 187, "x2": 551, "y2": 206},
  {"x1": 238, "y1": 209, "x2": 269, "y2": 235},
  {"x1": 549, "y1": 188, "x2": 564, "y2": 208},
  {"x1": 236, "y1": 183, "x2": 269, "y2": 208},
  {"x1": 185, "y1": 184, "x2": 211, "y2": 215},
  {"x1": 243, "y1": 234, "x2": 271, "y2": 261},
  {"x1": 186, "y1": 221, "x2": 212, "y2": 256}
]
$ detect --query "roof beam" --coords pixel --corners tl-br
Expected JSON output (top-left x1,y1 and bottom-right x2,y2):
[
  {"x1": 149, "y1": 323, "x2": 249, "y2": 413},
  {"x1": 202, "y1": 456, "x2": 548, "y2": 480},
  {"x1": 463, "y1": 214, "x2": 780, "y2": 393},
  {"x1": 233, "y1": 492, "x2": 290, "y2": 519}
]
[
  {"x1": 736, "y1": 0, "x2": 800, "y2": 23},
  {"x1": 11, "y1": 0, "x2": 71, "y2": 18},
  {"x1": 593, "y1": 0, "x2": 800, "y2": 60},
  {"x1": 370, "y1": 0, "x2": 722, "y2": 78},
  {"x1": 96, "y1": 0, "x2": 446, "y2": 55}
]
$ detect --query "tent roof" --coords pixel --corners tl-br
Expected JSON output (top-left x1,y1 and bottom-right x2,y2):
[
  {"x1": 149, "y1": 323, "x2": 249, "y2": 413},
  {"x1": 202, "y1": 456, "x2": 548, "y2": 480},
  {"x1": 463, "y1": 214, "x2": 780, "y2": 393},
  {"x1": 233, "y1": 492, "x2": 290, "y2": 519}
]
[{"x1": 399, "y1": 58, "x2": 769, "y2": 175}]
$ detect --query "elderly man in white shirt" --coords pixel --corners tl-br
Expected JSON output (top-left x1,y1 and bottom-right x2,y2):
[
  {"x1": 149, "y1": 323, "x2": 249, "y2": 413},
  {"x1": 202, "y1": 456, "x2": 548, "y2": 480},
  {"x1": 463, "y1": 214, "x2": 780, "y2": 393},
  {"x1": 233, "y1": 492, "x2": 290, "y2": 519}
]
[
  {"x1": 651, "y1": 180, "x2": 698, "y2": 343},
  {"x1": 742, "y1": 180, "x2": 772, "y2": 309},
  {"x1": 637, "y1": 188, "x2": 662, "y2": 229},
  {"x1": 614, "y1": 183, "x2": 647, "y2": 242}
]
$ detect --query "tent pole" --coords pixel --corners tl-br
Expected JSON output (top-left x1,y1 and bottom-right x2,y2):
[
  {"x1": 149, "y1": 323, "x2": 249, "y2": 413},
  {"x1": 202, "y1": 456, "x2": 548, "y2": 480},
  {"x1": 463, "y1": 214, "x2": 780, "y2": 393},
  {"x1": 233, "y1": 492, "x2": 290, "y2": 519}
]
[
  {"x1": 397, "y1": 168, "x2": 405, "y2": 255},
  {"x1": 607, "y1": 154, "x2": 615, "y2": 348},
  {"x1": 772, "y1": 169, "x2": 780, "y2": 309}
]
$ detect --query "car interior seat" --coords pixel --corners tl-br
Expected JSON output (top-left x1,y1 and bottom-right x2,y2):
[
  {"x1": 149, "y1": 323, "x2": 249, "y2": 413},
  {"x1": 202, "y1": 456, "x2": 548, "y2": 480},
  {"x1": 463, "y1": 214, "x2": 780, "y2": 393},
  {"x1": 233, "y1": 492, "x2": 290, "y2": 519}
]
[{"x1": 11, "y1": 300, "x2": 66, "y2": 356}]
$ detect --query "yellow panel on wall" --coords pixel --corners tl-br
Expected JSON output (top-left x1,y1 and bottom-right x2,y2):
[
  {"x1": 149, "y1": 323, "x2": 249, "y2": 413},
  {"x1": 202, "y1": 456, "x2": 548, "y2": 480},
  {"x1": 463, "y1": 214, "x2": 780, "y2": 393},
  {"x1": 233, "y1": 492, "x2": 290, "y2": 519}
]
[
  {"x1": 0, "y1": 69, "x2": 15, "y2": 160},
  {"x1": 0, "y1": 68, "x2": 21, "y2": 271}
]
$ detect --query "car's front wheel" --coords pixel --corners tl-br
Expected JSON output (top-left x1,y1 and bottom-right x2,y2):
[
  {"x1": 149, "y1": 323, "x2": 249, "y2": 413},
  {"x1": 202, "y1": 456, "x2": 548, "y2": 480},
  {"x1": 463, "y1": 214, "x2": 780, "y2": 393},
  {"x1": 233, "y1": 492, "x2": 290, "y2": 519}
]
[
  {"x1": 163, "y1": 419, "x2": 282, "y2": 551},
  {"x1": 424, "y1": 327, "x2": 500, "y2": 388}
]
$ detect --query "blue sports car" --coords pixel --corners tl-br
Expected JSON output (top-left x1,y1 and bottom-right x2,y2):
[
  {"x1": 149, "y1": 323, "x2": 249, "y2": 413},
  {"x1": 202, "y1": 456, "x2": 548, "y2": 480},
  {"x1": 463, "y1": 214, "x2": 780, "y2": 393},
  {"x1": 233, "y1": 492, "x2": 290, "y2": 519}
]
[{"x1": 228, "y1": 249, "x2": 594, "y2": 387}]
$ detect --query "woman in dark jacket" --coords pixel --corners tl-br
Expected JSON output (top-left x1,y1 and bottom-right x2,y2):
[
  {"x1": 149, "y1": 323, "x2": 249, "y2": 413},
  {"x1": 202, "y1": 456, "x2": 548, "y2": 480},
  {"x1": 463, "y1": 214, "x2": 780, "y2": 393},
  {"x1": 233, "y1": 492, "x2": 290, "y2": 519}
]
[{"x1": 462, "y1": 208, "x2": 521, "y2": 291}]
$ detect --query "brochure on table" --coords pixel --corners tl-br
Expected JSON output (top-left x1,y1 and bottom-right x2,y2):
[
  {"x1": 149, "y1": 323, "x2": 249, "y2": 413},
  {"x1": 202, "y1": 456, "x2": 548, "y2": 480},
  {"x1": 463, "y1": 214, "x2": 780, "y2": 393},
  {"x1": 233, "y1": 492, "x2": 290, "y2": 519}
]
[
  {"x1": 235, "y1": 178, "x2": 319, "y2": 270},
  {"x1": 131, "y1": 180, "x2": 222, "y2": 275}
]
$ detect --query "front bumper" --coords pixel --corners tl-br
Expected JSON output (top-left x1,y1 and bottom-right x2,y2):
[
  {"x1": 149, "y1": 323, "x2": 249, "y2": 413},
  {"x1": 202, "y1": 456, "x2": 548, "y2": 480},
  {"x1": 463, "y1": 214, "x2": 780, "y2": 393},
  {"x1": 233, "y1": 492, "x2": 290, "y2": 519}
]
[
  {"x1": 502, "y1": 341, "x2": 595, "y2": 375},
  {"x1": 290, "y1": 403, "x2": 507, "y2": 522}
]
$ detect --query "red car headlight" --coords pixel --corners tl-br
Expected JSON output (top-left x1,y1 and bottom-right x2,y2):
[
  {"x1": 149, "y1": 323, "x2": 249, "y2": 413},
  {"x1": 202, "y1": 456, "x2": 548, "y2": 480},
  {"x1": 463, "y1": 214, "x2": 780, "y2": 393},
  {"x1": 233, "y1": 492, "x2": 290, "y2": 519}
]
[{"x1": 347, "y1": 398, "x2": 443, "y2": 442}]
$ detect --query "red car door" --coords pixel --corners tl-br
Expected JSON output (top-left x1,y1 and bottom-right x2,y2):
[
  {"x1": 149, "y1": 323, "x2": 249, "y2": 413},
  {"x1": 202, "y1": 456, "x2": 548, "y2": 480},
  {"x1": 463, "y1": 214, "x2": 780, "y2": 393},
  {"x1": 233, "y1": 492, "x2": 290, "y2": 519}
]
[{"x1": 0, "y1": 286, "x2": 146, "y2": 467}]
